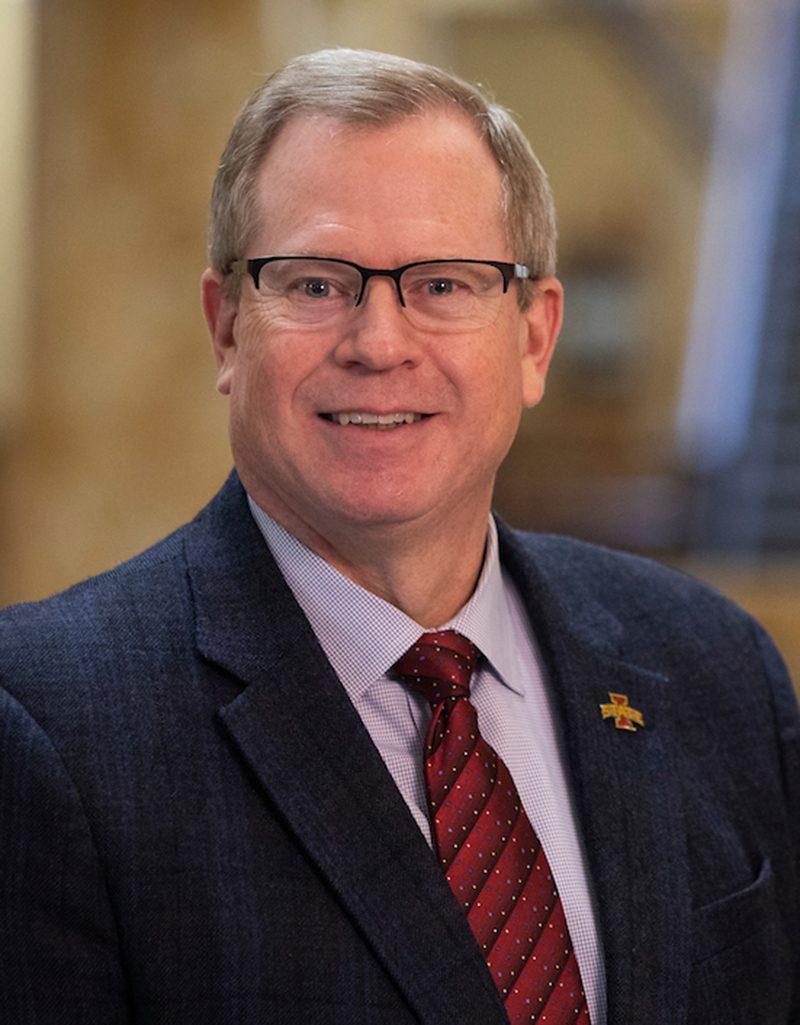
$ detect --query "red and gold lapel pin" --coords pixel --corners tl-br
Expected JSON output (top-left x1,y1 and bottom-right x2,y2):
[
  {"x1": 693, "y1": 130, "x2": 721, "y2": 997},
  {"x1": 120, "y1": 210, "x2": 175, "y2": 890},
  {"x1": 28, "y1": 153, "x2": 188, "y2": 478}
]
[{"x1": 600, "y1": 692, "x2": 644, "y2": 731}]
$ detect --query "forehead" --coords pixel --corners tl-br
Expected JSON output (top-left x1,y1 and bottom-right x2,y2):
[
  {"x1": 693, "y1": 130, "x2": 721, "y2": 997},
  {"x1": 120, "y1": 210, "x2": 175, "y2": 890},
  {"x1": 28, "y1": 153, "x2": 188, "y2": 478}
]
[{"x1": 248, "y1": 111, "x2": 509, "y2": 260}]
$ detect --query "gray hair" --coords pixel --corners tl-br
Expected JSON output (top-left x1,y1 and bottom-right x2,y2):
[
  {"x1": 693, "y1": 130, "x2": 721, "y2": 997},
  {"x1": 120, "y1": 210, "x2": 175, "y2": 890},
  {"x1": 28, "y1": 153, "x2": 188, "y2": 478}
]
[{"x1": 209, "y1": 48, "x2": 556, "y2": 306}]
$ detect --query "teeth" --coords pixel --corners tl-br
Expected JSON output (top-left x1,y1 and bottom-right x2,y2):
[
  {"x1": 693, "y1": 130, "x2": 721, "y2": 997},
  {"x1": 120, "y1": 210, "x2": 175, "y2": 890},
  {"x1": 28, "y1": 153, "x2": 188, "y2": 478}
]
[{"x1": 333, "y1": 411, "x2": 422, "y2": 428}]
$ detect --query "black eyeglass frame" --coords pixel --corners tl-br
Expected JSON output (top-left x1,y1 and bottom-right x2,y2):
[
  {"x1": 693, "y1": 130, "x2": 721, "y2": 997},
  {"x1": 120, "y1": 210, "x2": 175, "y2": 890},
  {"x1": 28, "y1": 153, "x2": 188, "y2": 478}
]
[{"x1": 229, "y1": 256, "x2": 530, "y2": 307}]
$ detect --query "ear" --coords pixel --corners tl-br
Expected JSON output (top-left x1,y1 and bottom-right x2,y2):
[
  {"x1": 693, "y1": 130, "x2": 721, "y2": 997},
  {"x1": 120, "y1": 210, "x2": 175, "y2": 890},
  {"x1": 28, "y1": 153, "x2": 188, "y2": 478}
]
[
  {"x1": 201, "y1": 267, "x2": 239, "y2": 396},
  {"x1": 519, "y1": 277, "x2": 563, "y2": 409}
]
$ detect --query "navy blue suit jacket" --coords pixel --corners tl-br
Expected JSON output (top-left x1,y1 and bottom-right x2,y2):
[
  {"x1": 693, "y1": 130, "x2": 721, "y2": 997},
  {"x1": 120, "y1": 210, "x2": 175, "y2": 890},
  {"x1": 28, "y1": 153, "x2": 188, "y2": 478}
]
[{"x1": 1, "y1": 472, "x2": 799, "y2": 1023}]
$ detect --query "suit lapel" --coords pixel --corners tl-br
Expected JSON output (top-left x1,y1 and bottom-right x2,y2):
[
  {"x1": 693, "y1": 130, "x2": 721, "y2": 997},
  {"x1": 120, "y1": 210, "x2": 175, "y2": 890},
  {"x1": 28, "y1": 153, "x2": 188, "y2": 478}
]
[
  {"x1": 499, "y1": 523, "x2": 692, "y2": 1025},
  {"x1": 184, "y1": 475, "x2": 509, "y2": 1025}
]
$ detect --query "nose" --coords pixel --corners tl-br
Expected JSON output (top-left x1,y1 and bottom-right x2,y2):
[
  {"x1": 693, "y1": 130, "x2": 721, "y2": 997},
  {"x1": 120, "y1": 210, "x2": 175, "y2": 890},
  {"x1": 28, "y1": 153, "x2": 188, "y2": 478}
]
[{"x1": 333, "y1": 276, "x2": 422, "y2": 371}]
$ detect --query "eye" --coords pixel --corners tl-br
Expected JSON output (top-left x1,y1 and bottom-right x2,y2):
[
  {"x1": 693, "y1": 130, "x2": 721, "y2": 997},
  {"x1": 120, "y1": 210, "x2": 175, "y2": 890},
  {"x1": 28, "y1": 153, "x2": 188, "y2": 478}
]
[
  {"x1": 427, "y1": 278, "x2": 456, "y2": 296},
  {"x1": 285, "y1": 272, "x2": 353, "y2": 304},
  {"x1": 302, "y1": 278, "x2": 332, "y2": 299}
]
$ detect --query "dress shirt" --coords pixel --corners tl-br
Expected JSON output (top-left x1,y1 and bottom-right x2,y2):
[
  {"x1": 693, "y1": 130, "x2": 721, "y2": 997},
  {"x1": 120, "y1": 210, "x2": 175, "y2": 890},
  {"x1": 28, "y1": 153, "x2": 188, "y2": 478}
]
[{"x1": 248, "y1": 498, "x2": 606, "y2": 1024}]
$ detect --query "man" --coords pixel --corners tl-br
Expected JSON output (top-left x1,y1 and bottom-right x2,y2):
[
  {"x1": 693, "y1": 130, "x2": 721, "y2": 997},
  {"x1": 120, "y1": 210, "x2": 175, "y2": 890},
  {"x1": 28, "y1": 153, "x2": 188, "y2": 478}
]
[{"x1": 1, "y1": 49, "x2": 798, "y2": 1025}]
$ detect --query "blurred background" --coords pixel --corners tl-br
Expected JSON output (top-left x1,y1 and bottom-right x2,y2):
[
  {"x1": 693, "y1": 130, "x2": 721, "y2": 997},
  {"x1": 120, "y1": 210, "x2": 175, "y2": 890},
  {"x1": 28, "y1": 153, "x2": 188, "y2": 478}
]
[{"x1": 1, "y1": 0, "x2": 798, "y2": 691}]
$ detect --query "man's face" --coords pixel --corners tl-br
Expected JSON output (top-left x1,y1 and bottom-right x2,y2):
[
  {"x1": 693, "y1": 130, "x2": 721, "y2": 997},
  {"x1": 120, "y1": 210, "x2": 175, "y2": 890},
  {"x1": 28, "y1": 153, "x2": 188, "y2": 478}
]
[{"x1": 203, "y1": 111, "x2": 562, "y2": 548}]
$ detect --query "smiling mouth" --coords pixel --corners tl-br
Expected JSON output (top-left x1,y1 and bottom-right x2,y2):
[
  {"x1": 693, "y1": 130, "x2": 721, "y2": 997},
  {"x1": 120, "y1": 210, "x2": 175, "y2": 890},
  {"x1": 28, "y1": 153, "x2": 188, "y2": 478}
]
[{"x1": 321, "y1": 411, "x2": 428, "y2": 431}]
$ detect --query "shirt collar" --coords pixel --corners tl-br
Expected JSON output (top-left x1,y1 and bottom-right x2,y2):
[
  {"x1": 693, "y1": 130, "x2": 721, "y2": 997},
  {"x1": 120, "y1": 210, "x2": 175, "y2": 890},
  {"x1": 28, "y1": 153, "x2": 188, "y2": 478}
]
[{"x1": 247, "y1": 497, "x2": 522, "y2": 698}]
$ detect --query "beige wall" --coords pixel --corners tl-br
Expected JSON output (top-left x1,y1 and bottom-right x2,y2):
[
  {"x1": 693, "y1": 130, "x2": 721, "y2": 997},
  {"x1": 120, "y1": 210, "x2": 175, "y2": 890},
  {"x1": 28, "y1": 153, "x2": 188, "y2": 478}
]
[
  {"x1": 0, "y1": 0, "x2": 33, "y2": 434},
  {"x1": 0, "y1": 0, "x2": 264, "y2": 604}
]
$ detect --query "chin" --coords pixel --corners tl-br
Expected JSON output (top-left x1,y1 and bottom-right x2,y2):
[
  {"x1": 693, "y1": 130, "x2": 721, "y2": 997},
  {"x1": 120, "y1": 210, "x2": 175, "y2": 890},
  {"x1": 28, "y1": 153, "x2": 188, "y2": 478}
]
[{"x1": 323, "y1": 495, "x2": 429, "y2": 528}]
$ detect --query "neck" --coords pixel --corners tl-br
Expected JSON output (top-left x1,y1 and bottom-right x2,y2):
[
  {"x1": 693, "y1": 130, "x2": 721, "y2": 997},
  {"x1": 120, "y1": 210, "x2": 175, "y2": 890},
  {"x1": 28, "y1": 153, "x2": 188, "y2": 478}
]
[{"x1": 254, "y1": 497, "x2": 491, "y2": 627}]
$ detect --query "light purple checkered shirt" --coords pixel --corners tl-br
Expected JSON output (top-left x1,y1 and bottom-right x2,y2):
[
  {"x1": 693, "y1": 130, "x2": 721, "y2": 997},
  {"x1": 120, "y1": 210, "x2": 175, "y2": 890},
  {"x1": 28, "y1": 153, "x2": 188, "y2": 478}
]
[{"x1": 248, "y1": 498, "x2": 606, "y2": 1024}]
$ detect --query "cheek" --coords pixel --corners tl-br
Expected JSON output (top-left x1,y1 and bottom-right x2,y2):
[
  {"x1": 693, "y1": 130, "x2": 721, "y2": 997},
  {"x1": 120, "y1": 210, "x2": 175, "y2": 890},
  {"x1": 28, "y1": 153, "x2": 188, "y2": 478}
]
[
  {"x1": 225, "y1": 342, "x2": 286, "y2": 460},
  {"x1": 459, "y1": 338, "x2": 525, "y2": 410},
  {"x1": 229, "y1": 348, "x2": 271, "y2": 419},
  {"x1": 227, "y1": 327, "x2": 328, "y2": 441},
  {"x1": 463, "y1": 342, "x2": 527, "y2": 454},
  {"x1": 229, "y1": 316, "x2": 289, "y2": 406}
]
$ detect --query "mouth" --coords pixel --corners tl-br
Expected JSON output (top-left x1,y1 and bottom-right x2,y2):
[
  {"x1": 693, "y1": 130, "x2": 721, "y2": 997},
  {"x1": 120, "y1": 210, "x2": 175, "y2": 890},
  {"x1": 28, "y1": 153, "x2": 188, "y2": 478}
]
[{"x1": 320, "y1": 411, "x2": 428, "y2": 431}]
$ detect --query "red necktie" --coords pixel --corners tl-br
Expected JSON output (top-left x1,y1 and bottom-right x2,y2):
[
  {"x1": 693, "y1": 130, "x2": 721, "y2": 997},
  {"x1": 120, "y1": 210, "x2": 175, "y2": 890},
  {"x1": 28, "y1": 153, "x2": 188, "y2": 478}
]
[{"x1": 394, "y1": 630, "x2": 590, "y2": 1024}]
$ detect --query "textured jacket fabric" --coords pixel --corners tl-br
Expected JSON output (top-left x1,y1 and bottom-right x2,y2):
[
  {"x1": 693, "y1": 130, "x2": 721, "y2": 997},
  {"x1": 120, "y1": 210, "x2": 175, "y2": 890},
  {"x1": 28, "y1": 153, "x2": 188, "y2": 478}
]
[{"x1": 1, "y1": 471, "x2": 798, "y2": 1024}]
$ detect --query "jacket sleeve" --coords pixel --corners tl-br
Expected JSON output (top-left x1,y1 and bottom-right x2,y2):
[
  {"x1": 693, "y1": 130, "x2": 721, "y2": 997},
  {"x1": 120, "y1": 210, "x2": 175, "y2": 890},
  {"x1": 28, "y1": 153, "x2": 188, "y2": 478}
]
[
  {"x1": 757, "y1": 625, "x2": 800, "y2": 1023},
  {"x1": 0, "y1": 686, "x2": 131, "y2": 1024}
]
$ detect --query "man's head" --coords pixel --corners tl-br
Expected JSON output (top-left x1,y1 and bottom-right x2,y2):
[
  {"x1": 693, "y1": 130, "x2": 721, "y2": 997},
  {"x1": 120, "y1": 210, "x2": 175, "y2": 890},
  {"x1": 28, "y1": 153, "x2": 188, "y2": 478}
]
[
  {"x1": 201, "y1": 50, "x2": 563, "y2": 573},
  {"x1": 208, "y1": 48, "x2": 557, "y2": 307}
]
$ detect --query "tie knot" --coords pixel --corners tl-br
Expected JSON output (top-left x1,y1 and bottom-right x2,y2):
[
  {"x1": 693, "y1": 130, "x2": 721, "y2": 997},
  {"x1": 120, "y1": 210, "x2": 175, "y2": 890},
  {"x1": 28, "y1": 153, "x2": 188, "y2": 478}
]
[{"x1": 393, "y1": 630, "x2": 477, "y2": 705}]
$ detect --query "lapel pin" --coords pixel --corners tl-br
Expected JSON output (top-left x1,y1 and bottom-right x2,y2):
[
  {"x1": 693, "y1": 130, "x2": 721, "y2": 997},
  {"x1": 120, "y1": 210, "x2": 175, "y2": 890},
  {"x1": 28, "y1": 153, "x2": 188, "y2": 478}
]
[{"x1": 600, "y1": 692, "x2": 644, "y2": 731}]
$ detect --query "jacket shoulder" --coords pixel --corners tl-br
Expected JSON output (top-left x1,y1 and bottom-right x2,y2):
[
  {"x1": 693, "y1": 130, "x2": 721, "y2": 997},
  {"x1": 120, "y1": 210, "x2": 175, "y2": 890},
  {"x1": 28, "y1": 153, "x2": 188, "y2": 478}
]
[
  {"x1": 496, "y1": 523, "x2": 775, "y2": 664},
  {"x1": 0, "y1": 474, "x2": 253, "y2": 693},
  {"x1": 0, "y1": 519, "x2": 190, "y2": 637},
  {"x1": 0, "y1": 472, "x2": 247, "y2": 642},
  {"x1": 502, "y1": 524, "x2": 732, "y2": 607}
]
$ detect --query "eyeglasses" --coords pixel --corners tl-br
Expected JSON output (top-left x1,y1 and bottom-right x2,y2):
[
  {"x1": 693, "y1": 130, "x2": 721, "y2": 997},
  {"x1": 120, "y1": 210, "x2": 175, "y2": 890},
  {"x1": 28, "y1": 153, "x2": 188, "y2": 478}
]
[{"x1": 229, "y1": 256, "x2": 530, "y2": 332}]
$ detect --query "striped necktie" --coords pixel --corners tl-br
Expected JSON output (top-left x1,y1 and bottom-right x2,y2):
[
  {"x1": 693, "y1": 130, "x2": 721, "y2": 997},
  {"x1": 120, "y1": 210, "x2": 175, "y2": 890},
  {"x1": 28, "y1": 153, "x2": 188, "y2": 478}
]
[{"x1": 394, "y1": 630, "x2": 589, "y2": 1024}]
